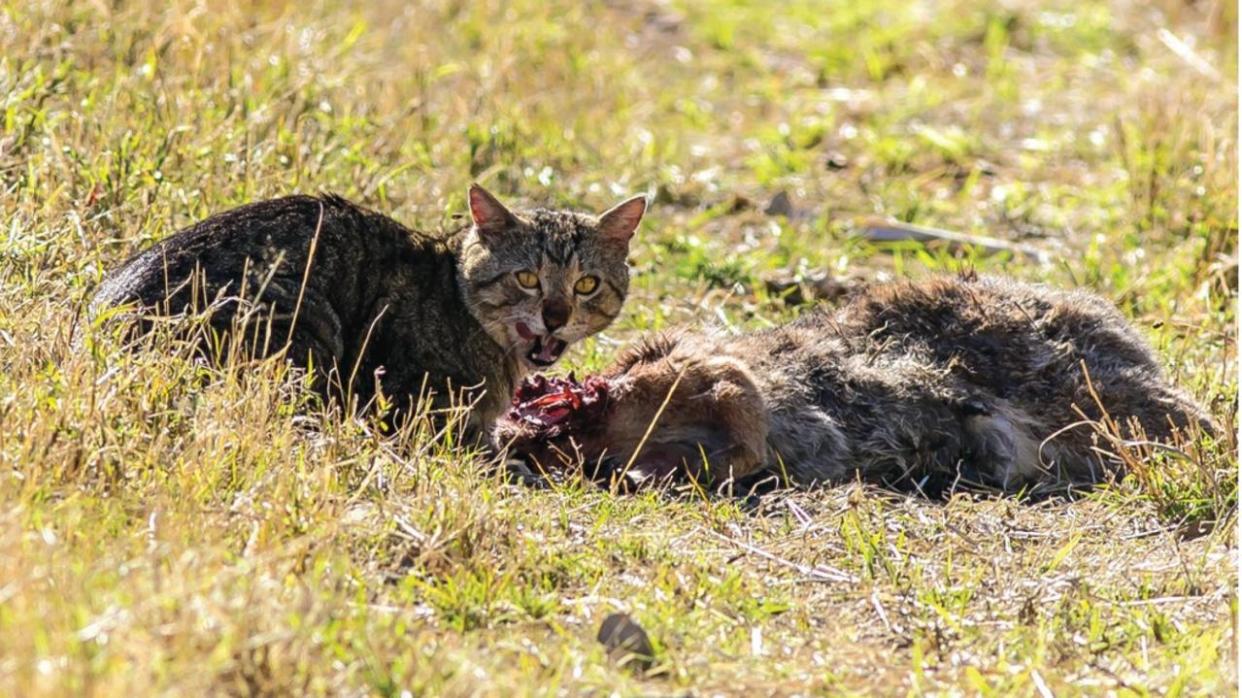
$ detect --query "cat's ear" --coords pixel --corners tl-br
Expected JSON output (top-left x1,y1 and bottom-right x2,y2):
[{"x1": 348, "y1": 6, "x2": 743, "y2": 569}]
[
  {"x1": 597, "y1": 195, "x2": 647, "y2": 243},
  {"x1": 468, "y1": 183, "x2": 519, "y2": 240}
]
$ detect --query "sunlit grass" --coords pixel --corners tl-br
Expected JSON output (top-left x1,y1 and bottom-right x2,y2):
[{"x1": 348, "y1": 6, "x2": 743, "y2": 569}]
[{"x1": 0, "y1": 0, "x2": 1236, "y2": 694}]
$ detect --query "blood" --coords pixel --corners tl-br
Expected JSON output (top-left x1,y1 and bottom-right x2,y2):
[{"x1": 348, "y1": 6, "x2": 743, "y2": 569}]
[{"x1": 507, "y1": 373, "x2": 611, "y2": 439}]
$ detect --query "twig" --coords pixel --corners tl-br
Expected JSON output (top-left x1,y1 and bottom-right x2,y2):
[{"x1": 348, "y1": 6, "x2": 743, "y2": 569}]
[
  {"x1": 870, "y1": 590, "x2": 894, "y2": 634},
  {"x1": 1030, "y1": 669, "x2": 1054, "y2": 698},
  {"x1": 785, "y1": 498, "x2": 814, "y2": 532},
  {"x1": 859, "y1": 218, "x2": 1050, "y2": 263},
  {"x1": 1156, "y1": 28, "x2": 1222, "y2": 83},
  {"x1": 1104, "y1": 595, "x2": 1214, "y2": 607},
  {"x1": 703, "y1": 526, "x2": 858, "y2": 584}
]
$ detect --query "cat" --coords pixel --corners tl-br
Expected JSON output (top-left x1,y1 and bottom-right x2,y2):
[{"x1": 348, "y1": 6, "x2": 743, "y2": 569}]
[
  {"x1": 89, "y1": 184, "x2": 647, "y2": 436},
  {"x1": 494, "y1": 273, "x2": 1215, "y2": 494}
]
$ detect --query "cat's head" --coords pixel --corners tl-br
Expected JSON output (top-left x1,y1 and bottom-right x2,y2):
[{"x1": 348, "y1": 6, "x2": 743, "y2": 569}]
[{"x1": 457, "y1": 184, "x2": 645, "y2": 371}]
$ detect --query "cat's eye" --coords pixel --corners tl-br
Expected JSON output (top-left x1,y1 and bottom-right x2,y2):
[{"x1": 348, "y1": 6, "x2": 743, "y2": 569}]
[
  {"x1": 515, "y1": 270, "x2": 540, "y2": 289},
  {"x1": 574, "y1": 275, "x2": 599, "y2": 295}
]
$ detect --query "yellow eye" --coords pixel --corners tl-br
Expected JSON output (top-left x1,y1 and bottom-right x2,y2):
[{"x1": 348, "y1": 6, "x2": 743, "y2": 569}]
[
  {"x1": 574, "y1": 275, "x2": 599, "y2": 295},
  {"x1": 515, "y1": 271, "x2": 540, "y2": 289}
]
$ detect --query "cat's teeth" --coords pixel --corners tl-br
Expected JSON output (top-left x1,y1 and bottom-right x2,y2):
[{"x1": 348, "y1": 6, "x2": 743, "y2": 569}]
[{"x1": 528, "y1": 336, "x2": 568, "y2": 366}]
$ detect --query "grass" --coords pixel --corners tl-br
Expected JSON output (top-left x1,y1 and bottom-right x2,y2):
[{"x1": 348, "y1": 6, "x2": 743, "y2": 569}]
[{"x1": 0, "y1": 0, "x2": 1236, "y2": 694}]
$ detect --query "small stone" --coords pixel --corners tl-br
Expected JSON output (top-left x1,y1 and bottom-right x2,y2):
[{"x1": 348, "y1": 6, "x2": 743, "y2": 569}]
[
  {"x1": 727, "y1": 193, "x2": 754, "y2": 213},
  {"x1": 597, "y1": 612, "x2": 655, "y2": 671},
  {"x1": 763, "y1": 190, "x2": 794, "y2": 217}
]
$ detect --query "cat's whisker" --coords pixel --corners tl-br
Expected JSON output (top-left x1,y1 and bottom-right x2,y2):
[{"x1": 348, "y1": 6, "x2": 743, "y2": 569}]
[{"x1": 91, "y1": 187, "x2": 646, "y2": 439}]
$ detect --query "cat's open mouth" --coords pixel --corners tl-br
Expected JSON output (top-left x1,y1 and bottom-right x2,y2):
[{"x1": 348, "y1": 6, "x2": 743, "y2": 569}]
[
  {"x1": 527, "y1": 336, "x2": 568, "y2": 366},
  {"x1": 516, "y1": 322, "x2": 568, "y2": 367}
]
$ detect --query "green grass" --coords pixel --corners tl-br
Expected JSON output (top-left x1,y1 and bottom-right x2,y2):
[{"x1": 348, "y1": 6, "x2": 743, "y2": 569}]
[{"x1": 0, "y1": 0, "x2": 1237, "y2": 694}]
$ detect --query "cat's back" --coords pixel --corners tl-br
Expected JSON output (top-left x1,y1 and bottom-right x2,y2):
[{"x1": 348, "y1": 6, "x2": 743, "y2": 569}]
[{"x1": 92, "y1": 194, "x2": 437, "y2": 310}]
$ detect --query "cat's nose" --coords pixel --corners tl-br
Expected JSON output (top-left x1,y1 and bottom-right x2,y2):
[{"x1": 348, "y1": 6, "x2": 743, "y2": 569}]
[{"x1": 542, "y1": 298, "x2": 571, "y2": 333}]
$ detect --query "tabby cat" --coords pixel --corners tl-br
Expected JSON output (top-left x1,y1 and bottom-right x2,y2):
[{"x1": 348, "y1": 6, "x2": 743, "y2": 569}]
[
  {"x1": 496, "y1": 274, "x2": 1214, "y2": 494},
  {"x1": 90, "y1": 185, "x2": 646, "y2": 434}
]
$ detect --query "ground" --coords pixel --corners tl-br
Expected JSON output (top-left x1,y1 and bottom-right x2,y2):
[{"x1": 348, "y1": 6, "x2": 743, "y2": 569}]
[{"x1": 0, "y1": 0, "x2": 1237, "y2": 695}]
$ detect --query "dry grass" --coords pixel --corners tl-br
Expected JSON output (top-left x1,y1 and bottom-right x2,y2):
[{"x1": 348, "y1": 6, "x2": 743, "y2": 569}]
[{"x1": 0, "y1": 0, "x2": 1236, "y2": 694}]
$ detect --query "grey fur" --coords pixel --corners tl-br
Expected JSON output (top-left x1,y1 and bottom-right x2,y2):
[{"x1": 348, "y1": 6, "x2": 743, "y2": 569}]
[
  {"x1": 90, "y1": 187, "x2": 645, "y2": 436},
  {"x1": 498, "y1": 273, "x2": 1214, "y2": 493}
]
